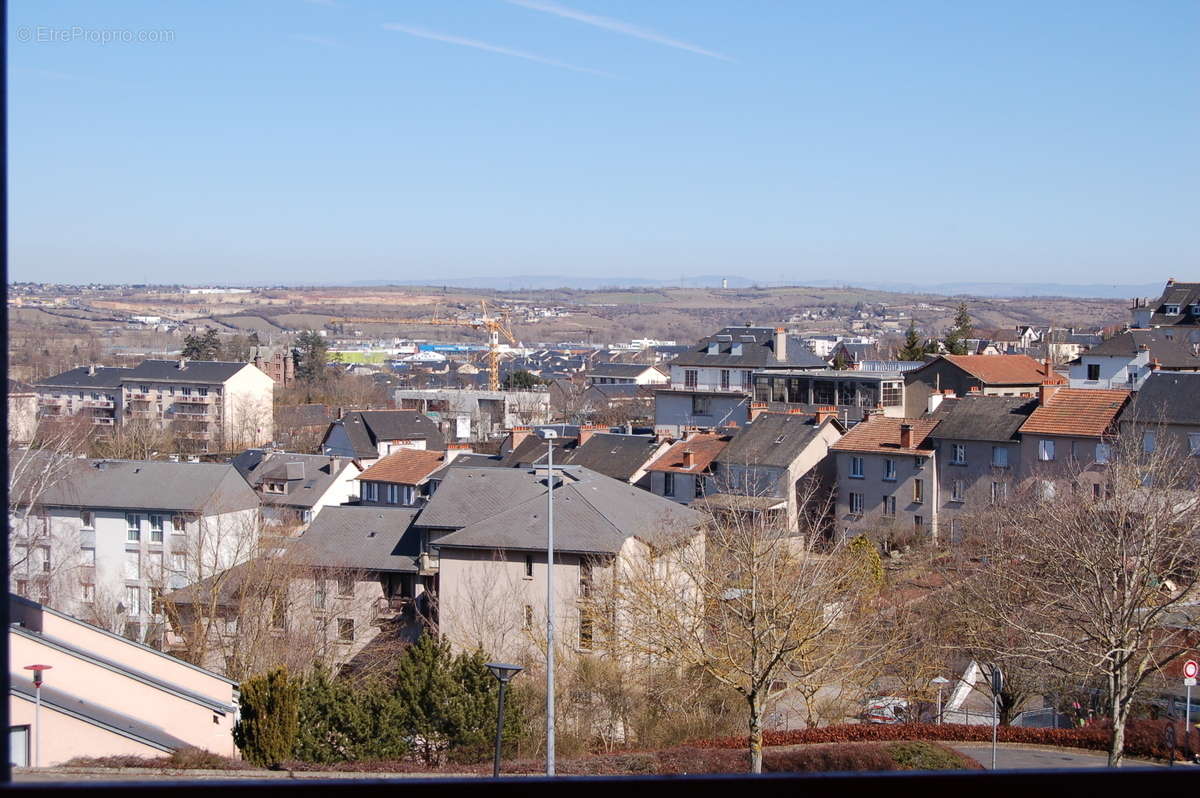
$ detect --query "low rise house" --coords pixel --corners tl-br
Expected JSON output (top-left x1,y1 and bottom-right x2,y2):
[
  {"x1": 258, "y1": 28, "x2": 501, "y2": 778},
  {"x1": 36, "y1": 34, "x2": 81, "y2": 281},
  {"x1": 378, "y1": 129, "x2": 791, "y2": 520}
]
[
  {"x1": 645, "y1": 432, "x2": 732, "y2": 504},
  {"x1": 1017, "y1": 386, "x2": 1131, "y2": 499},
  {"x1": 1118, "y1": 371, "x2": 1200, "y2": 458},
  {"x1": 654, "y1": 388, "x2": 749, "y2": 437},
  {"x1": 667, "y1": 325, "x2": 827, "y2": 393},
  {"x1": 393, "y1": 388, "x2": 552, "y2": 441},
  {"x1": 586, "y1": 363, "x2": 668, "y2": 386},
  {"x1": 8, "y1": 456, "x2": 261, "y2": 646},
  {"x1": 321, "y1": 410, "x2": 446, "y2": 461},
  {"x1": 355, "y1": 448, "x2": 458, "y2": 508},
  {"x1": 903, "y1": 354, "x2": 1063, "y2": 417},
  {"x1": 8, "y1": 595, "x2": 238, "y2": 766},
  {"x1": 831, "y1": 416, "x2": 941, "y2": 545},
  {"x1": 501, "y1": 427, "x2": 667, "y2": 488},
  {"x1": 1067, "y1": 329, "x2": 1200, "y2": 390},
  {"x1": 710, "y1": 409, "x2": 844, "y2": 531},
  {"x1": 926, "y1": 395, "x2": 1036, "y2": 543},
  {"x1": 232, "y1": 450, "x2": 362, "y2": 526},
  {"x1": 1130, "y1": 279, "x2": 1200, "y2": 332}
]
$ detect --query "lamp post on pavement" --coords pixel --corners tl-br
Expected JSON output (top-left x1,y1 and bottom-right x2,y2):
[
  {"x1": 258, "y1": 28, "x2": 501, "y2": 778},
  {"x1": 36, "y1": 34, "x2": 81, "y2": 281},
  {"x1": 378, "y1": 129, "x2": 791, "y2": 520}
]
[
  {"x1": 931, "y1": 676, "x2": 950, "y2": 725},
  {"x1": 23, "y1": 664, "x2": 53, "y2": 768},
  {"x1": 537, "y1": 428, "x2": 558, "y2": 776},
  {"x1": 485, "y1": 663, "x2": 523, "y2": 778}
]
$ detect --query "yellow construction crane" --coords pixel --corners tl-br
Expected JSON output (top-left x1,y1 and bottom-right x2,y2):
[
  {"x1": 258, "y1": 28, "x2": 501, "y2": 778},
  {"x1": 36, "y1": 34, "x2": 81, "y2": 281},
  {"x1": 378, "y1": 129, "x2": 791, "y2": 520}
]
[{"x1": 338, "y1": 300, "x2": 517, "y2": 391}]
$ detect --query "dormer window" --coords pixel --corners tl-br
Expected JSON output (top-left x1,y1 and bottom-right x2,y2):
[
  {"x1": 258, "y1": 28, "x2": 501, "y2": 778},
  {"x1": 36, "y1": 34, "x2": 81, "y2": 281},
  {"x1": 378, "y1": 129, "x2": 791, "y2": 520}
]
[
  {"x1": 731, "y1": 343, "x2": 743, "y2": 356},
  {"x1": 263, "y1": 481, "x2": 287, "y2": 494},
  {"x1": 1164, "y1": 304, "x2": 1180, "y2": 315},
  {"x1": 1191, "y1": 304, "x2": 1200, "y2": 316},
  {"x1": 706, "y1": 342, "x2": 719, "y2": 355}
]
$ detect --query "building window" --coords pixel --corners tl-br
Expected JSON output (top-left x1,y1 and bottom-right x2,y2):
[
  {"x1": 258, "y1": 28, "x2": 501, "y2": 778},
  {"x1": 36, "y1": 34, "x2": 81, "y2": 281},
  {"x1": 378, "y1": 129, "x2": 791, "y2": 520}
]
[
  {"x1": 883, "y1": 458, "x2": 896, "y2": 481},
  {"x1": 741, "y1": 370, "x2": 753, "y2": 390},
  {"x1": 314, "y1": 581, "x2": 327, "y2": 610},
  {"x1": 172, "y1": 514, "x2": 186, "y2": 532},
  {"x1": 720, "y1": 370, "x2": 731, "y2": 390},
  {"x1": 882, "y1": 495, "x2": 896, "y2": 516},
  {"x1": 1189, "y1": 433, "x2": 1200, "y2": 456},
  {"x1": 664, "y1": 472, "x2": 676, "y2": 497},
  {"x1": 338, "y1": 618, "x2": 354, "y2": 641},
  {"x1": 337, "y1": 575, "x2": 354, "y2": 596},
  {"x1": 579, "y1": 614, "x2": 594, "y2": 650},
  {"x1": 523, "y1": 605, "x2": 534, "y2": 630},
  {"x1": 991, "y1": 446, "x2": 1009, "y2": 468},
  {"x1": 181, "y1": 386, "x2": 192, "y2": 396},
  {"x1": 149, "y1": 515, "x2": 165, "y2": 542},
  {"x1": 81, "y1": 583, "x2": 95, "y2": 604},
  {"x1": 171, "y1": 552, "x2": 187, "y2": 573},
  {"x1": 881, "y1": 382, "x2": 902, "y2": 407},
  {"x1": 80, "y1": 510, "x2": 94, "y2": 528},
  {"x1": 362, "y1": 482, "x2": 378, "y2": 502},
  {"x1": 1092, "y1": 482, "x2": 1103, "y2": 500},
  {"x1": 991, "y1": 481, "x2": 1006, "y2": 503},
  {"x1": 272, "y1": 598, "x2": 287, "y2": 631},
  {"x1": 913, "y1": 479, "x2": 924, "y2": 504},
  {"x1": 385, "y1": 484, "x2": 399, "y2": 504},
  {"x1": 914, "y1": 515, "x2": 924, "y2": 529},
  {"x1": 951, "y1": 479, "x2": 965, "y2": 503},
  {"x1": 198, "y1": 387, "x2": 208, "y2": 396},
  {"x1": 124, "y1": 551, "x2": 141, "y2": 580},
  {"x1": 580, "y1": 561, "x2": 593, "y2": 598},
  {"x1": 125, "y1": 585, "x2": 141, "y2": 616},
  {"x1": 401, "y1": 485, "x2": 415, "y2": 505},
  {"x1": 684, "y1": 369, "x2": 698, "y2": 389},
  {"x1": 1094, "y1": 443, "x2": 1111, "y2": 464},
  {"x1": 524, "y1": 554, "x2": 534, "y2": 578},
  {"x1": 126, "y1": 514, "x2": 141, "y2": 541},
  {"x1": 1142, "y1": 431, "x2": 1156, "y2": 453},
  {"x1": 1164, "y1": 304, "x2": 1180, "y2": 315},
  {"x1": 1086, "y1": 364, "x2": 1100, "y2": 381},
  {"x1": 1038, "y1": 439, "x2": 1055, "y2": 461},
  {"x1": 691, "y1": 396, "x2": 711, "y2": 415},
  {"x1": 951, "y1": 444, "x2": 966, "y2": 466},
  {"x1": 850, "y1": 456, "x2": 864, "y2": 479},
  {"x1": 694, "y1": 476, "x2": 705, "y2": 498},
  {"x1": 39, "y1": 546, "x2": 51, "y2": 573},
  {"x1": 849, "y1": 492, "x2": 864, "y2": 517},
  {"x1": 81, "y1": 547, "x2": 96, "y2": 567}
]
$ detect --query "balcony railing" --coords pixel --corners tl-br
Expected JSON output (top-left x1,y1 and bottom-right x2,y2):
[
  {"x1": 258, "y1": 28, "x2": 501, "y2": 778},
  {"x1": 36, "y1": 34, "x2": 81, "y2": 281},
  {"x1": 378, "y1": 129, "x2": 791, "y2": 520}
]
[
  {"x1": 128, "y1": 393, "x2": 152, "y2": 402},
  {"x1": 92, "y1": 417, "x2": 115, "y2": 426},
  {"x1": 173, "y1": 406, "x2": 211, "y2": 416},
  {"x1": 83, "y1": 399, "x2": 115, "y2": 408},
  {"x1": 176, "y1": 394, "x2": 216, "y2": 404},
  {"x1": 38, "y1": 397, "x2": 65, "y2": 406}
]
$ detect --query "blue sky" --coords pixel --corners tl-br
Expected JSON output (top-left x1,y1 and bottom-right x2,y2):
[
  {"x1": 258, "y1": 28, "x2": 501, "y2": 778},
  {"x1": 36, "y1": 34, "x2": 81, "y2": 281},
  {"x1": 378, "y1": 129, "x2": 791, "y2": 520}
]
[{"x1": 9, "y1": 1, "x2": 1199, "y2": 286}]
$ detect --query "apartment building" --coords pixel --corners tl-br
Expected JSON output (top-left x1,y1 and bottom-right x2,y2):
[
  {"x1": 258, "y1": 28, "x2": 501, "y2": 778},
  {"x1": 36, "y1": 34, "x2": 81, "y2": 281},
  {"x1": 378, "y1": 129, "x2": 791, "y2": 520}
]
[
  {"x1": 831, "y1": 416, "x2": 941, "y2": 544},
  {"x1": 35, "y1": 358, "x2": 275, "y2": 451},
  {"x1": 1067, "y1": 330, "x2": 1200, "y2": 390},
  {"x1": 645, "y1": 431, "x2": 732, "y2": 505},
  {"x1": 1130, "y1": 279, "x2": 1200, "y2": 332},
  {"x1": 9, "y1": 595, "x2": 238, "y2": 766},
  {"x1": 8, "y1": 455, "x2": 261, "y2": 646},
  {"x1": 8, "y1": 379, "x2": 38, "y2": 445},
  {"x1": 903, "y1": 354, "x2": 1063, "y2": 417},
  {"x1": 1119, "y1": 371, "x2": 1200, "y2": 457},
  {"x1": 1017, "y1": 386, "x2": 1131, "y2": 500},
  {"x1": 667, "y1": 325, "x2": 827, "y2": 393},
  {"x1": 752, "y1": 369, "x2": 907, "y2": 423}
]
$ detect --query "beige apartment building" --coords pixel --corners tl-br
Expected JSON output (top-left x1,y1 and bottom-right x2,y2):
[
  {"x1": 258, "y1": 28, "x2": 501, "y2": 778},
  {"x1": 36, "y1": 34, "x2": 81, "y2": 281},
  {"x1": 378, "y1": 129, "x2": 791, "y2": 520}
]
[
  {"x1": 9, "y1": 595, "x2": 238, "y2": 766},
  {"x1": 35, "y1": 358, "x2": 275, "y2": 451}
]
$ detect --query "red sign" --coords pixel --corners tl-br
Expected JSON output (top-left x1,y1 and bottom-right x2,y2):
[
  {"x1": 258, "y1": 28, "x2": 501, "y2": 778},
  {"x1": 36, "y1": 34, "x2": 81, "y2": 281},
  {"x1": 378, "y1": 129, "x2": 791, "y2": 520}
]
[{"x1": 1185, "y1": 660, "x2": 1199, "y2": 679}]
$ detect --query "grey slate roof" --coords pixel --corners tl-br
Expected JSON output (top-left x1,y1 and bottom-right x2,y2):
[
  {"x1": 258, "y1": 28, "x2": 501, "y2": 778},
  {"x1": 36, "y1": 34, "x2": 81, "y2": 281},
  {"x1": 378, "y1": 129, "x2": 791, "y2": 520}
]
[
  {"x1": 1122, "y1": 372, "x2": 1200, "y2": 426},
  {"x1": 231, "y1": 450, "x2": 356, "y2": 509},
  {"x1": 1080, "y1": 330, "x2": 1200, "y2": 369},
  {"x1": 327, "y1": 410, "x2": 447, "y2": 458},
  {"x1": 670, "y1": 327, "x2": 828, "y2": 369},
  {"x1": 290, "y1": 506, "x2": 422, "y2": 572},
  {"x1": 24, "y1": 459, "x2": 260, "y2": 513},
  {"x1": 927, "y1": 395, "x2": 1038, "y2": 442},
  {"x1": 1143, "y1": 281, "x2": 1200, "y2": 327},
  {"x1": 556, "y1": 433, "x2": 663, "y2": 483},
  {"x1": 36, "y1": 366, "x2": 130, "y2": 390},
  {"x1": 715, "y1": 413, "x2": 830, "y2": 469},
  {"x1": 125, "y1": 359, "x2": 252, "y2": 384},
  {"x1": 421, "y1": 467, "x2": 702, "y2": 554}
]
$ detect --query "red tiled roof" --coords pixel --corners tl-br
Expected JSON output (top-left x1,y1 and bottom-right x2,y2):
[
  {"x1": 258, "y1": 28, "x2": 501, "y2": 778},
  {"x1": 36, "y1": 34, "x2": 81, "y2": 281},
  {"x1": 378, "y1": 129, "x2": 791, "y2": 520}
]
[
  {"x1": 830, "y1": 416, "x2": 940, "y2": 455},
  {"x1": 939, "y1": 354, "x2": 1066, "y2": 386},
  {"x1": 356, "y1": 449, "x2": 446, "y2": 485},
  {"x1": 646, "y1": 433, "x2": 730, "y2": 474},
  {"x1": 1019, "y1": 388, "x2": 1130, "y2": 438}
]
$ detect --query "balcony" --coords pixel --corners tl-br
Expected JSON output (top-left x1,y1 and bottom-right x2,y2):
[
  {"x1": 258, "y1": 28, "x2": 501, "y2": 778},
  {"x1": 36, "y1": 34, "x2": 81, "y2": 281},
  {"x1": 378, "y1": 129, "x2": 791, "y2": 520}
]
[
  {"x1": 173, "y1": 406, "x2": 211, "y2": 417},
  {"x1": 83, "y1": 399, "x2": 115, "y2": 408},
  {"x1": 418, "y1": 551, "x2": 439, "y2": 575},
  {"x1": 38, "y1": 397, "x2": 65, "y2": 406},
  {"x1": 175, "y1": 394, "x2": 215, "y2": 404},
  {"x1": 92, "y1": 417, "x2": 115, "y2": 426},
  {"x1": 127, "y1": 393, "x2": 152, "y2": 402},
  {"x1": 373, "y1": 595, "x2": 412, "y2": 622}
]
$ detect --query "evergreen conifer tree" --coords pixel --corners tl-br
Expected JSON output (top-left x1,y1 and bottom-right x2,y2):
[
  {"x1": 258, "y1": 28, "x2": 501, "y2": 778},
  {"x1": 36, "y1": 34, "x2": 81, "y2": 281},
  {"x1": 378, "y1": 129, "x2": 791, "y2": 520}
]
[
  {"x1": 898, "y1": 322, "x2": 927, "y2": 361},
  {"x1": 233, "y1": 666, "x2": 300, "y2": 768}
]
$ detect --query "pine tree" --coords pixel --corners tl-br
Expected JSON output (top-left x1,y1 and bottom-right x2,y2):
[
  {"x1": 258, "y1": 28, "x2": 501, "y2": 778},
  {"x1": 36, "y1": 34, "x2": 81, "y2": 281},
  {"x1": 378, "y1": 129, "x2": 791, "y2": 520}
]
[
  {"x1": 181, "y1": 333, "x2": 206, "y2": 360},
  {"x1": 201, "y1": 327, "x2": 222, "y2": 359},
  {"x1": 233, "y1": 666, "x2": 300, "y2": 768},
  {"x1": 295, "y1": 666, "x2": 409, "y2": 763},
  {"x1": 387, "y1": 633, "x2": 461, "y2": 765},
  {"x1": 943, "y1": 302, "x2": 972, "y2": 355},
  {"x1": 831, "y1": 350, "x2": 851, "y2": 370},
  {"x1": 295, "y1": 330, "x2": 330, "y2": 383},
  {"x1": 898, "y1": 321, "x2": 927, "y2": 361}
]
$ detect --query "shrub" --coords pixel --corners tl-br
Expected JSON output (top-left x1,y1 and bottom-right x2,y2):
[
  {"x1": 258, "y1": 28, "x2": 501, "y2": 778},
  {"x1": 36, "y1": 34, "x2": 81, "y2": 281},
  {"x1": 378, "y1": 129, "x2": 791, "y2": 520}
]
[
  {"x1": 233, "y1": 666, "x2": 301, "y2": 768},
  {"x1": 885, "y1": 741, "x2": 982, "y2": 771},
  {"x1": 63, "y1": 748, "x2": 254, "y2": 771}
]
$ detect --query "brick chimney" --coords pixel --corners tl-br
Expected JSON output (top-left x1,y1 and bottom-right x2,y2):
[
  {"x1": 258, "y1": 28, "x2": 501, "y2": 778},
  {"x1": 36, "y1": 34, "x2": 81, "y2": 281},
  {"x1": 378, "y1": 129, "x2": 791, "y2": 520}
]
[
  {"x1": 899, "y1": 423, "x2": 913, "y2": 450},
  {"x1": 1038, "y1": 381, "x2": 1061, "y2": 406},
  {"x1": 749, "y1": 402, "x2": 768, "y2": 421},
  {"x1": 509, "y1": 426, "x2": 531, "y2": 451},
  {"x1": 774, "y1": 327, "x2": 787, "y2": 362},
  {"x1": 681, "y1": 449, "x2": 695, "y2": 469},
  {"x1": 444, "y1": 443, "x2": 472, "y2": 463},
  {"x1": 579, "y1": 424, "x2": 606, "y2": 446},
  {"x1": 815, "y1": 406, "x2": 837, "y2": 425},
  {"x1": 1151, "y1": 358, "x2": 1162, "y2": 371}
]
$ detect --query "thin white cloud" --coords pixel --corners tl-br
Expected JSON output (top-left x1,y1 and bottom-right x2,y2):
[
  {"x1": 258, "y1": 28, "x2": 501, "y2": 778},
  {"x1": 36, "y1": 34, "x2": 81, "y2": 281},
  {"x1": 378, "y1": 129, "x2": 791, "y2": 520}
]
[
  {"x1": 505, "y1": 0, "x2": 733, "y2": 62},
  {"x1": 290, "y1": 33, "x2": 339, "y2": 47},
  {"x1": 383, "y1": 23, "x2": 612, "y2": 76}
]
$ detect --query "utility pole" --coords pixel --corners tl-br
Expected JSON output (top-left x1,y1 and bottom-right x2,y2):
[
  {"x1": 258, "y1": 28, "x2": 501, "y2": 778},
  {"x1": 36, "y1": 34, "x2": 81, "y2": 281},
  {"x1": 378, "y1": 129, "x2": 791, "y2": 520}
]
[{"x1": 539, "y1": 429, "x2": 558, "y2": 776}]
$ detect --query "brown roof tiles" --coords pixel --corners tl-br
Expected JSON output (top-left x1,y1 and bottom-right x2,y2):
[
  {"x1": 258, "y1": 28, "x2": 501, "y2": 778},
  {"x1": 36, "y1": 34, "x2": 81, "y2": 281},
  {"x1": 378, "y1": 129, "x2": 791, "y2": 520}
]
[
  {"x1": 939, "y1": 354, "x2": 1066, "y2": 385},
  {"x1": 356, "y1": 449, "x2": 447, "y2": 485},
  {"x1": 1019, "y1": 388, "x2": 1130, "y2": 438},
  {"x1": 646, "y1": 433, "x2": 730, "y2": 474},
  {"x1": 830, "y1": 416, "x2": 940, "y2": 455}
]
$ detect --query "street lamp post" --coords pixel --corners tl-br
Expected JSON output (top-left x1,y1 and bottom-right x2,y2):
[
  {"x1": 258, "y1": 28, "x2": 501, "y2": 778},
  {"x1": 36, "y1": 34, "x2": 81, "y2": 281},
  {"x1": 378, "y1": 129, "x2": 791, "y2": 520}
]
[
  {"x1": 23, "y1": 664, "x2": 53, "y2": 768},
  {"x1": 537, "y1": 428, "x2": 558, "y2": 776},
  {"x1": 931, "y1": 676, "x2": 950, "y2": 725},
  {"x1": 485, "y1": 663, "x2": 523, "y2": 778}
]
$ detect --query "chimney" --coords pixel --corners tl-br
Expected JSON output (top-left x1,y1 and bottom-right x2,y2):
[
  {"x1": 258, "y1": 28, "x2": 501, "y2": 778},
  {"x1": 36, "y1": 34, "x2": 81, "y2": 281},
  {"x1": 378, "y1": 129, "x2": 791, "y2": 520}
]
[
  {"x1": 1038, "y1": 381, "x2": 1061, "y2": 406},
  {"x1": 1151, "y1": 358, "x2": 1162, "y2": 371},
  {"x1": 681, "y1": 449, "x2": 695, "y2": 469},
  {"x1": 774, "y1": 327, "x2": 787, "y2": 362},
  {"x1": 927, "y1": 392, "x2": 945, "y2": 414},
  {"x1": 1166, "y1": 278, "x2": 1175, "y2": 286},
  {"x1": 899, "y1": 423, "x2": 913, "y2": 450},
  {"x1": 579, "y1": 424, "x2": 605, "y2": 446},
  {"x1": 87, "y1": 364, "x2": 96, "y2": 376},
  {"x1": 967, "y1": 386, "x2": 983, "y2": 395},
  {"x1": 177, "y1": 357, "x2": 188, "y2": 370},
  {"x1": 749, "y1": 401, "x2": 768, "y2": 421},
  {"x1": 1043, "y1": 356, "x2": 1054, "y2": 379},
  {"x1": 509, "y1": 426, "x2": 531, "y2": 451},
  {"x1": 815, "y1": 406, "x2": 837, "y2": 425},
  {"x1": 444, "y1": 443, "x2": 472, "y2": 463}
]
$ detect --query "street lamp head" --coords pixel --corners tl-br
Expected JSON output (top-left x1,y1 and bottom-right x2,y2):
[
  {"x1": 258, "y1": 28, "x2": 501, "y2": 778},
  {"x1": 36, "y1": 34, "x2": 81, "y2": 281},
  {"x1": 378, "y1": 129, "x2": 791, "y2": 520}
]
[
  {"x1": 931, "y1": 676, "x2": 950, "y2": 686},
  {"x1": 486, "y1": 662, "x2": 523, "y2": 684},
  {"x1": 536, "y1": 428, "x2": 558, "y2": 440},
  {"x1": 24, "y1": 664, "x2": 53, "y2": 688}
]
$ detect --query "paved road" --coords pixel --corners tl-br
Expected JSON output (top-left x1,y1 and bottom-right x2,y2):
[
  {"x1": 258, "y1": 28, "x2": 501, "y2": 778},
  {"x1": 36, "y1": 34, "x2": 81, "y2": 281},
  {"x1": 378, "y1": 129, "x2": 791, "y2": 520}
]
[{"x1": 950, "y1": 744, "x2": 1171, "y2": 770}]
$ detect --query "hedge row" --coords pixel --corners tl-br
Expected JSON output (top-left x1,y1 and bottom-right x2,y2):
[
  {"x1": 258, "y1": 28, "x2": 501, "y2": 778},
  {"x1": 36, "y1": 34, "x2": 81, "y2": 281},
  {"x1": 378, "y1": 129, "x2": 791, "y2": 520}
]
[{"x1": 691, "y1": 719, "x2": 1198, "y2": 761}]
